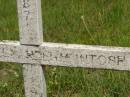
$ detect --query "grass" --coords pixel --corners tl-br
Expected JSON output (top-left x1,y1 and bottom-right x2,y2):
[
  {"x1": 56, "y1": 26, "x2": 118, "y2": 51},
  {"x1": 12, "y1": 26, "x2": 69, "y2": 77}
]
[{"x1": 0, "y1": 0, "x2": 130, "y2": 97}]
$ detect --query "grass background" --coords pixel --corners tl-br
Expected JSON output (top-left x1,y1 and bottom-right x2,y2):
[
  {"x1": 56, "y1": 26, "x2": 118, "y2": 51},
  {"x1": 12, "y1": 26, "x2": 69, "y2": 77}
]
[{"x1": 0, "y1": 0, "x2": 130, "y2": 97}]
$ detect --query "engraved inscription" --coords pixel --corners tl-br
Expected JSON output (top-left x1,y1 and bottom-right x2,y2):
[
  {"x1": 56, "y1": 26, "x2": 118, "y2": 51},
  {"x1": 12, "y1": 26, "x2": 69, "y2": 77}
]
[
  {"x1": 24, "y1": 48, "x2": 41, "y2": 61},
  {"x1": 42, "y1": 49, "x2": 126, "y2": 66},
  {"x1": 22, "y1": 0, "x2": 31, "y2": 33}
]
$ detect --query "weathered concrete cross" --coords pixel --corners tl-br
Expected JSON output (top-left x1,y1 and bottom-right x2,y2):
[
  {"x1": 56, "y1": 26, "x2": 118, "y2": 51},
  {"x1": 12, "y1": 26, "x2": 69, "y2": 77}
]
[{"x1": 0, "y1": 0, "x2": 130, "y2": 97}]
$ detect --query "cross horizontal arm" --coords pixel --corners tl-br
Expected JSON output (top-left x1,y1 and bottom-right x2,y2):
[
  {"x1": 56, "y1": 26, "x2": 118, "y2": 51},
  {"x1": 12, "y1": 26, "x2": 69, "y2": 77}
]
[{"x1": 0, "y1": 41, "x2": 130, "y2": 70}]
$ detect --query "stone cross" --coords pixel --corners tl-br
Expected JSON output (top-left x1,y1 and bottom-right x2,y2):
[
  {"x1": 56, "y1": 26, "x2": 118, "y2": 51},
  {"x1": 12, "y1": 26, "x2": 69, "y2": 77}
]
[{"x1": 0, "y1": 0, "x2": 130, "y2": 97}]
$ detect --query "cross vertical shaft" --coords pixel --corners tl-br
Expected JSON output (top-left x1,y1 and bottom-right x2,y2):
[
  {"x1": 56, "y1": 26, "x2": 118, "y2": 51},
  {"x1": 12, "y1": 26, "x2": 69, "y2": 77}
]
[
  {"x1": 17, "y1": 0, "x2": 43, "y2": 45},
  {"x1": 17, "y1": 0, "x2": 47, "y2": 97}
]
